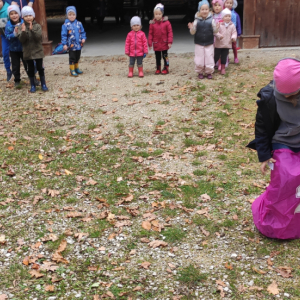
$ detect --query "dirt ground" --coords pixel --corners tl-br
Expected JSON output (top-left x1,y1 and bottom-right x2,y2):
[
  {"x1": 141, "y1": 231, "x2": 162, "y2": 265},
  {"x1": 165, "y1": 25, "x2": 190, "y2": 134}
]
[{"x1": 0, "y1": 49, "x2": 300, "y2": 300}]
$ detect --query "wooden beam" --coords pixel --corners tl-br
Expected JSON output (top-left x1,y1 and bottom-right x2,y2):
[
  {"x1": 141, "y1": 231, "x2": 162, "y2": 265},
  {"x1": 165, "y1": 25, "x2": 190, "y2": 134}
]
[{"x1": 33, "y1": 0, "x2": 52, "y2": 56}]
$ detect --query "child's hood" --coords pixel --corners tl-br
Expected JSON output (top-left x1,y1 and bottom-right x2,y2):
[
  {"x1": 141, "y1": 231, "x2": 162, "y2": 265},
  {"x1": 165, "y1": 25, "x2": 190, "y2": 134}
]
[
  {"x1": 0, "y1": 2, "x2": 9, "y2": 17},
  {"x1": 195, "y1": 12, "x2": 212, "y2": 20},
  {"x1": 149, "y1": 16, "x2": 168, "y2": 24},
  {"x1": 64, "y1": 18, "x2": 77, "y2": 25},
  {"x1": 8, "y1": 18, "x2": 23, "y2": 27}
]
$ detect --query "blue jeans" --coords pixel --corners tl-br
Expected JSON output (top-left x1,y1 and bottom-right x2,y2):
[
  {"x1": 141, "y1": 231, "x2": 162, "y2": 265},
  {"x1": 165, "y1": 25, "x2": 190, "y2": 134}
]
[
  {"x1": 272, "y1": 143, "x2": 300, "y2": 153},
  {"x1": 1, "y1": 35, "x2": 11, "y2": 72}
]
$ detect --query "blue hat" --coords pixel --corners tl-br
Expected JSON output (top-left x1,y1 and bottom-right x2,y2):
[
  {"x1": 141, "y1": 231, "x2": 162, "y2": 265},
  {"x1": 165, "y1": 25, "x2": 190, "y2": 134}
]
[
  {"x1": 198, "y1": 0, "x2": 210, "y2": 10},
  {"x1": 66, "y1": 6, "x2": 77, "y2": 16}
]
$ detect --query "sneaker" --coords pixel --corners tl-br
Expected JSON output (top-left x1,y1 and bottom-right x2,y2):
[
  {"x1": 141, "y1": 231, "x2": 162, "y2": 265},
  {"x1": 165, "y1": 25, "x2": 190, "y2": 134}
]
[{"x1": 234, "y1": 58, "x2": 239, "y2": 64}]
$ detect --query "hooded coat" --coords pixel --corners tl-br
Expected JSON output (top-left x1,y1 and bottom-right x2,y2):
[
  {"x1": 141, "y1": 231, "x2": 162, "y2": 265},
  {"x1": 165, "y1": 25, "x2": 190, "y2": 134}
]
[
  {"x1": 148, "y1": 16, "x2": 173, "y2": 51},
  {"x1": 125, "y1": 30, "x2": 148, "y2": 57},
  {"x1": 215, "y1": 21, "x2": 237, "y2": 48},
  {"x1": 17, "y1": 20, "x2": 44, "y2": 60},
  {"x1": 61, "y1": 18, "x2": 86, "y2": 51},
  {"x1": 5, "y1": 18, "x2": 24, "y2": 52}
]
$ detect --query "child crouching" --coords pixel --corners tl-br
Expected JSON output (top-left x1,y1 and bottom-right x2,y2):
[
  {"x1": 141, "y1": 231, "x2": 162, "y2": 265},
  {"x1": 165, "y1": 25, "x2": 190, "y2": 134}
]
[
  {"x1": 61, "y1": 6, "x2": 86, "y2": 77},
  {"x1": 17, "y1": 6, "x2": 48, "y2": 92},
  {"x1": 214, "y1": 8, "x2": 237, "y2": 75},
  {"x1": 125, "y1": 16, "x2": 148, "y2": 78}
]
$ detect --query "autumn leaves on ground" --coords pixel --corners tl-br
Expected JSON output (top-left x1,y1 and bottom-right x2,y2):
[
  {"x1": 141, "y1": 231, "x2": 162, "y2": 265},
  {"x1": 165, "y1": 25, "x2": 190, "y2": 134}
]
[{"x1": 0, "y1": 50, "x2": 300, "y2": 300}]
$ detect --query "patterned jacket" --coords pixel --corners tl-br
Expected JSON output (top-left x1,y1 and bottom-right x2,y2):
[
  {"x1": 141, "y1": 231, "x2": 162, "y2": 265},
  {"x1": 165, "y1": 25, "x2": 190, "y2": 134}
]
[
  {"x1": 61, "y1": 19, "x2": 86, "y2": 51},
  {"x1": 5, "y1": 19, "x2": 23, "y2": 52}
]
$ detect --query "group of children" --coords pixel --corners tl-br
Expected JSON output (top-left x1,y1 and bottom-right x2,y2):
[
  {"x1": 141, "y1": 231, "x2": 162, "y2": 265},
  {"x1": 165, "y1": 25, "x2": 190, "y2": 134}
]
[
  {"x1": 0, "y1": 2, "x2": 86, "y2": 92},
  {"x1": 0, "y1": 0, "x2": 242, "y2": 91},
  {"x1": 125, "y1": 0, "x2": 241, "y2": 79}
]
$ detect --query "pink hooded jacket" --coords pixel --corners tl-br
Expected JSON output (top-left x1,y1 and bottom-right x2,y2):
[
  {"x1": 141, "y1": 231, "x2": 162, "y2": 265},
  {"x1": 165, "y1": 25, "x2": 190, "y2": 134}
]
[
  {"x1": 148, "y1": 17, "x2": 173, "y2": 51},
  {"x1": 125, "y1": 30, "x2": 148, "y2": 57},
  {"x1": 215, "y1": 21, "x2": 237, "y2": 48}
]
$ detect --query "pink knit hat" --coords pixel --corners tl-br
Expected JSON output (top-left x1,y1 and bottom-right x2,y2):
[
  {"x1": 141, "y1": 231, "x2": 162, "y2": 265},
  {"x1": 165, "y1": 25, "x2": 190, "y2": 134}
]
[
  {"x1": 274, "y1": 58, "x2": 300, "y2": 95},
  {"x1": 212, "y1": 0, "x2": 224, "y2": 6}
]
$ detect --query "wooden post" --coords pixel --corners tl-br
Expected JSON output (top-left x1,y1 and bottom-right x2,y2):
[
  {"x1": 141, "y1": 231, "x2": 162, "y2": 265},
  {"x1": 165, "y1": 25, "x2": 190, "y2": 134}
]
[{"x1": 33, "y1": 0, "x2": 52, "y2": 56}]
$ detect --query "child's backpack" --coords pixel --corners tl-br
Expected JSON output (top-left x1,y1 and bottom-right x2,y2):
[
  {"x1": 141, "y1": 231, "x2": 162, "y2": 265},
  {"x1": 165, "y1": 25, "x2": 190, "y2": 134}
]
[
  {"x1": 52, "y1": 43, "x2": 68, "y2": 55},
  {"x1": 252, "y1": 149, "x2": 300, "y2": 239}
]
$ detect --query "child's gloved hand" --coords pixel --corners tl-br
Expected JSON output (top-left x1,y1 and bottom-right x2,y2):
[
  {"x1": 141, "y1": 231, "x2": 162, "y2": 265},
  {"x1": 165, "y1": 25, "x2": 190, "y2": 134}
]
[{"x1": 143, "y1": 54, "x2": 147, "y2": 58}]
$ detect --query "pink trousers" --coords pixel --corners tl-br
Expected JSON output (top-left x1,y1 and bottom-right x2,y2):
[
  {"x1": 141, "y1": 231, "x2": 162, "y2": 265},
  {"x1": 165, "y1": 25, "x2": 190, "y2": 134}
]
[{"x1": 194, "y1": 44, "x2": 214, "y2": 75}]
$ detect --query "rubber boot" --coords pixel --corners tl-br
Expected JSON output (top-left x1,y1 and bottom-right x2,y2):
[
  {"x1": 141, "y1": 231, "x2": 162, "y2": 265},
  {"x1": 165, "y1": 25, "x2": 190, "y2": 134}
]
[
  {"x1": 70, "y1": 65, "x2": 78, "y2": 77},
  {"x1": 221, "y1": 64, "x2": 226, "y2": 75},
  {"x1": 232, "y1": 42, "x2": 239, "y2": 63},
  {"x1": 138, "y1": 66, "x2": 144, "y2": 78},
  {"x1": 128, "y1": 66, "x2": 134, "y2": 78},
  {"x1": 7, "y1": 69, "x2": 12, "y2": 82},
  {"x1": 161, "y1": 66, "x2": 169, "y2": 75},
  {"x1": 29, "y1": 77, "x2": 36, "y2": 93},
  {"x1": 218, "y1": 59, "x2": 221, "y2": 71},
  {"x1": 155, "y1": 65, "x2": 161, "y2": 75},
  {"x1": 40, "y1": 76, "x2": 49, "y2": 92},
  {"x1": 75, "y1": 63, "x2": 83, "y2": 74}
]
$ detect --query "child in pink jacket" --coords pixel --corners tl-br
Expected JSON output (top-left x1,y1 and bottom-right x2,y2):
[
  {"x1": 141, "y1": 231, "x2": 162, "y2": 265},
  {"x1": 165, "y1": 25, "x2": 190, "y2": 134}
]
[
  {"x1": 214, "y1": 8, "x2": 237, "y2": 75},
  {"x1": 125, "y1": 16, "x2": 148, "y2": 78},
  {"x1": 148, "y1": 3, "x2": 173, "y2": 75}
]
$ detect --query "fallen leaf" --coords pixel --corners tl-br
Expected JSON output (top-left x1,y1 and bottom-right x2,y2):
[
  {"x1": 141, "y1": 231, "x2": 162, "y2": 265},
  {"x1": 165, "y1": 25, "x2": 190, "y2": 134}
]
[
  {"x1": 38, "y1": 153, "x2": 43, "y2": 160},
  {"x1": 133, "y1": 286, "x2": 142, "y2": 291},
  {"x1": 148, "y1": 240, "x2": 168, "y2": 248},
  {"x1": 200, "y1": 193, "x2": 211, "y2": 201},
  {"x1": 252, "y1": 266, "x2": 266, "y2": 275},
  {"x1": 225, "y1": 262, "x2": 233, "y2": 270},
  {"x1": 0, "y1": 234, "x2": 6, "y2": 244},
  {"x1": 276, "y1": 266, "x2": 293, "y2": 278},
  {"x1": 267, "y1": 281, "x2": 279, "y2": 295},
  {"x1": 216, "y1": 280, "x2": 226, "y2": 287},
  {"x1": 64, "y1": 169, "x2": 73, "y2": 175},
  {"x1": 141, "y1": 261, "x2": 151, "y2": 269},
  {"x1": 29, "y1": 270, "x2": 44, "y2": 278},
  {"x1": 142, "y1": 221, "x2": 152, "y2": 231},
  {"x1": 45, "y1": 285, "x2": 55, "y2": 292},
  {"x1": 249, "y1": 286, "x2": 264, "y2": 291},
  {"x1": 217, "y1": 285, "x2": 225, "y2": 298}
]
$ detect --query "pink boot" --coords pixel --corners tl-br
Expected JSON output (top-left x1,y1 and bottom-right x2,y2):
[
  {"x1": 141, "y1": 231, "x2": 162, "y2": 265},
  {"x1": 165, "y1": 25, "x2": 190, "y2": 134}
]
[
  {"x1": 128, "y1": 67, "x2": 134, "y2": 78},
  {"x1": 221, "y1": 64, "x2": 226, "y2": 75}
]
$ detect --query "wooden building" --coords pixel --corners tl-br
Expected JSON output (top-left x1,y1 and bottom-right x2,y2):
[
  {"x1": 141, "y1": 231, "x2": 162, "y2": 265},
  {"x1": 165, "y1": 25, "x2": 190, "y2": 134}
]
[
  {"x1": 3, "y1": 0, "x2": 300, "y2": 57},
  {"x1": 240, "y1": 0, "x2": 300, "y2": 49}
]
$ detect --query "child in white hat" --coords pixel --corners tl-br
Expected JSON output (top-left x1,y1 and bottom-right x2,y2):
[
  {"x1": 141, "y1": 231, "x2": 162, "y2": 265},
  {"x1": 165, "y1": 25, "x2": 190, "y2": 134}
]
[
  {"x1": 125, "y1": 16, "x2": 148, "y2": 78},
  {"x1": 17, "y1": 6, "x2": 48, "y2": 92}
]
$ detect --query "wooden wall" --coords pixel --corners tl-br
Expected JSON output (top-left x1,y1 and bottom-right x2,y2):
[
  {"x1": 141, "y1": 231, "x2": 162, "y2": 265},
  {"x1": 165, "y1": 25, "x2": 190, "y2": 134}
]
[{"x1": 244, "y1": 0, "x2": 300, "y2": 47}]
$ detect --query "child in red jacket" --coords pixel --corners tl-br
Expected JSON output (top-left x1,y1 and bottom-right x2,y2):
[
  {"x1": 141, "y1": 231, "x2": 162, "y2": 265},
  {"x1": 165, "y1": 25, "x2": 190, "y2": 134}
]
[
  {"x1": 148, "y1": 3, "x2": 173, "y2": 75},
  {"x1": 125, "y1": 16, "x2": 148, "y2": 78}
]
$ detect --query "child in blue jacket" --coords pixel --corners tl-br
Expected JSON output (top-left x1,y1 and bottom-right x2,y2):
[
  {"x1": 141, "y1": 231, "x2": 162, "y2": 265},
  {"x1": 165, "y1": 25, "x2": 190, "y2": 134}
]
[
  {"x1": 5, "y1": 4, "x2": 27, "y2": 87},
  {"x1": 61, "y1": 6, "x2": 86, "y2": 77},
  {"x1": 0, "y1": 0, "x2": 12, "y2": 81}
]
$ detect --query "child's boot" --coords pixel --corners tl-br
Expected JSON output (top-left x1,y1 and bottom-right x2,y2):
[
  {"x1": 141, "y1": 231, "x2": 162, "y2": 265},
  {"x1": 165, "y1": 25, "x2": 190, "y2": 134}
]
[
  {"x1": 40, "y1": 76, "x2": 49, "y2": 92},
  {"x1": 75, "y1": 63, "x2": 83, "y2": 74},
  {"x1": 221, "y1": 64, "x2": 226, "y2": 75},
  {"x1": 128, "y1": 66, "x2": 134, "y2": 78},
  {"x1": 138, "y1": 66, "x2": 144, "y2": 78},
  {"x1": 70, "y1": 65, "x2": 78, "y2": 77},
  {"x1": 207, "y1": 74, "x2": 213, "y2": 79},
  {"x1": 155, "y1": 65, "x2": 161, "y2": 75},
  {"x1": 161, "y1": 66, "x2": 169, "y2": 75},
  {"x1": 7, "y1": 69, "x2": 12, "y2": 82},
  {"x1": 218, "y1": 59, "x2": 221, "y2": 71},
  {"x1": 29, "y1": 77, "x2": 36, "y2": 93}
]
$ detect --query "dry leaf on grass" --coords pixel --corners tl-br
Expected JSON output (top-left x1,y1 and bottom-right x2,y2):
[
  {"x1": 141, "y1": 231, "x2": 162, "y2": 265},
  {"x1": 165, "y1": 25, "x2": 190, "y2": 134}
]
[
  {"x1": 225, "y1": 262, "x2": 233, "y2": 270},
  {"x1": 66, "y1": 211, "x2": 82, "y2": 218},
  {"x1": 45, "y1": 285, "x2": 55, "y2": 292},
  {"x1": 41, "y1": 234, "x2": 58, "y2": 242},
  {"x1": 142, "y1": 221, "x2": 152, "y2": 231},
  {"x1": 217, "y1": 285, "x2": 225, "y2": 298},
  {"x1": 0, "y1": 234, "x2": 6, "y2": 244},
  {"x1": 276, "y1": 266, "x2": 293, "y2": 278},
  {"x1": 29, "y1": 270, "x2": 44, "y2": 278},
  {"x1": 133, "y1": 286, "x2": 142, "y2": 291},
  {"x1": 249, "y1": 286, "x2": 264, "y2": 291},
  {"x1": 252, "y1": 266, "x2": 266, "y2": 275},
  {"x1": 216, "y1": 280, "x2": 226, "y2": 287},
  {"x1": 115, "y1": 220, "x2": 132, "y2": 228},
  {"x1": 267, "y1": 281, "x2": 279, "y2": 295},
  {"x1": 200, "y1": 193, "x2": 211, "y2": 201},
  {"x1": 74, "y1": 232, "x2": 89, "y2": 241},
  {"x1": 141, "y1": 262, "x2": 151, "y2": 269},
  {"x1": 148, "y1": 240, "x2": 168, "y2": 248}
]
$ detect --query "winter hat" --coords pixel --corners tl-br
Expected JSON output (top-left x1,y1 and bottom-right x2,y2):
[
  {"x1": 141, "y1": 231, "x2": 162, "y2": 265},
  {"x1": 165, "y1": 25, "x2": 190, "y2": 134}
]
[
  {"x1": 66, "y1": 6, "x2": 77, "y2": 16},
  {"x1": 7, "y1": 5, "x2": 21, "y2": 17},
  {"x1": 223, "y1": 0, "x2": 238, "y2": 9},
  {"x1": 212, "y1": 0, "x2": 224, "y2": 6},
  {"x1": 130, "y1": 16, "x2": 141, "y2": 27},
  {"x1": 154, "y1": 3, "x2": 164, "y2": 14},
  {"x1": 274, "y1": 58, "x2": 300, "y2": 95},
  {"x1": 222, "y1": 8, "x2": 232, "y2": 17},
  {"x1": 198, "y1": 0, "x2": 210, "y2": 10},
  {"x1": 21, "y1": 6, "x2": 35, "y2": 18}
]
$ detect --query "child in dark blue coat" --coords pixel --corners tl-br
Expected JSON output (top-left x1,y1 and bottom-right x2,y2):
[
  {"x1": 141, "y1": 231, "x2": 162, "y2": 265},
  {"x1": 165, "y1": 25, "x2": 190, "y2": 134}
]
[
  {"x1": 61, "y1": 6, "x2": 86, "y2": 77},
  {"x1": 5, "y1": 4, "x2": 27, "y2": 87}
]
